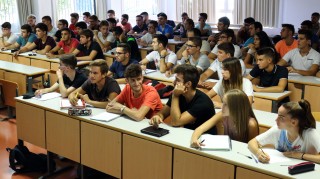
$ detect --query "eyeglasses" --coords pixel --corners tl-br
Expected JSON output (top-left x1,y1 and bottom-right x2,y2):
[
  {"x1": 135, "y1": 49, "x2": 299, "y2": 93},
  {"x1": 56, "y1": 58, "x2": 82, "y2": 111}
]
[
  {"x1": 1, "y1": 28, "x2": 9, "y2": 31},
  {"x1": 185, "y1": 44, "x2": 197, "y2": 48}
]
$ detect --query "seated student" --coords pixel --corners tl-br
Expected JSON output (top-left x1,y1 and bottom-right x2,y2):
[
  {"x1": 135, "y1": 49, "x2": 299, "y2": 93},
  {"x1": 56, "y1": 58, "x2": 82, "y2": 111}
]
[
  {"x1": 244, "y1": 31, "x2": 274, "y2": 68},
  {"x1": 247, "y1": 47, "x2": 288, "y2": 93},
  {"x1": 208, "y1": 29, "x2": 241, "y2": 61},
  {"x1": 88, "y1": 15, "x2": 100, "y2": 31},
  {"x1": 191, "y1": 89, "x2": 259, "y2": 148},
  {"x1": 113, "y1": 26, "x2": 141, "y2": 60},
  {"x1": 149, "y1": 64, "x2": 216, "y2": 134},
  {"x1": 199, "y1": 42, "x2": 246, "y2": 89},
  {"x1": 14, "y1": 23, "x2": 56, "y2": 56},
  {"x1": 34, "y1": 54, "x2": 87, "y2": 98},
  {"x1": 107, "y1": 43, "x2": 139, "y2": 83},
  {"x1": 72, "y1": 29, "x2": 104, "y2": 61},
  {"x1": 195, "y1": 13, "x2": 212, "y2": 37},
  {"x1": 69, "y1": 12, "x2": 79, "y2": 34},
  {"x1": 106, "y1": 64, "x2": 162, "y2": 121},
  {"x1": 208, "y1": 16, "x2": 231, "y2": 49},
  {"x1": 299, "y1": 20, "x2": 319, "y2": 51},
  {"x1": 93, "y1": 20, "x2": 115, "y2": 52},
  {"x1": 157, "y1": 12, "x2": 173, "y2": 39},
  {"x1": 69, "y1": 59, "x2": 121, "y2": 108},
  {"x1": 27, "y1": 14, "x2": 37, "y2": 33},
  {"x1": 54, "y1": 19, "x2": 76, "y2": 42},
  {"x1": 141, "y1": 12, "x2": 151, "y2": 26},
  {"x1": 140, "y1": 34, "x2": 177, "y2": 74},
  {"x1": 275, "y1": 24, "x2": 298, "y2": 59},
  {"x1": 107, "y1": 18, "x2": 117, "y2": 32},
  {"x1": 0, "y1": 22, "x2": 18, "y2": 48},
  {"x1": 207, "y1": 57, "x2": 253, "y2": 108},
  {"x1": 42, "y1": 16, "x2": 57, "y2": 38},
  {"x1": 74, "y1": 21, "x2": 87, "y2": 41},
  {"x1": 176, "y1": 28, "x2": 210, "y2": 59},
  {"x1": 46, "y1": 28, "x2": 79, "y2": 58},
  {"x1": 248, "y1": 100, "x2": 320, "y2": 164},
  {"x1": 178, "y1": 36, "x2": 210, "y2": 74},
  {"x1": 137, "y1": 20, "x2": 162, "y2": 47},
  {"x1": 117, "y1": 14, "x2": 132, "y2": 34},
  {"x1": 1, "y1": 24, "x2": 36, "y2": 50},
  {"x1": 173, "y1": 12, "x2": 189, "y2": 38},
  {"x1": 278, "y1": 29, "x2": 320, "y2": 76},
  {"x1": 128, "y1": 15, "x2": 148, "y2": 37}
]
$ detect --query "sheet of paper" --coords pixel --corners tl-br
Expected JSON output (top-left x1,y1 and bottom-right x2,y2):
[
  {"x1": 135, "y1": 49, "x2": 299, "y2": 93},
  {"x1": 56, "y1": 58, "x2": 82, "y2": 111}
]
[
  {"x1": 90, "y1": 112, "x2": 121, "y2": 122},
  {"x1": 60, "y1": 98, "x2": 84, "y2": 109},
  {"x1": 261, "y1": 148, "x2": 293, "y2": 164},
  {"x1": 33, "y1": 92, "x2": 61, "y2": 101},
  {"x1": 200, "y1": 134, "x2": 231, "y2": 151}
]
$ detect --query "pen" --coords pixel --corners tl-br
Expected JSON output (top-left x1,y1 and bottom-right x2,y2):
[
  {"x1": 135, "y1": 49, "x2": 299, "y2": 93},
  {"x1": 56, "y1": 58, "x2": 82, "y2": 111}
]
[
  {"x1": 75, "y1": 92, "x2": 79, "y2": 98},
  {"x1": 260, "y1": 148, "x2": 266, "y2": 155},
  {"x1": 237, "y1": 152, "x2": 252, "y2": 159},
  {"x1": 200, "y1": 139, "x2": 205, "y2": 144},
  {"x1": 251, "y1": 154, "x2": 258, "y2": 163}
]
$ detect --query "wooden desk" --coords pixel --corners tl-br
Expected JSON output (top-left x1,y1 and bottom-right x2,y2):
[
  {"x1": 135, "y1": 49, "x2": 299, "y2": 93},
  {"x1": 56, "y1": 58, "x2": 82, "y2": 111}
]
[
  {"x1": 0, "y1": 60, "x2": 49, "y2": 94},
  {"x1": 15, "y1": 97, "x2": 320, "y2": 179},
  {"x1": 253, "y1": 91, "x2": 291, "y2": 113},
  {"x1": 144, "y1": 70, "x2": 175, "y2": 83},
  {"x1": 0, "y1": 50, "x2": 13, "y2": 62},
  {"x1": 168, "y1": 39, "x2": 185, "y2": 52}
]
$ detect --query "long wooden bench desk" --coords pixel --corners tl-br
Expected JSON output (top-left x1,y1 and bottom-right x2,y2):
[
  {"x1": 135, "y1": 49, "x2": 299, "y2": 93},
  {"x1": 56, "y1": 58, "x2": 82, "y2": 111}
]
[
  {"x1": 0, "y1": 61, "x2": 49, "y2": 94},
  {"x1": 16, "y1": 97, "x2": 320, "y2": 179}
]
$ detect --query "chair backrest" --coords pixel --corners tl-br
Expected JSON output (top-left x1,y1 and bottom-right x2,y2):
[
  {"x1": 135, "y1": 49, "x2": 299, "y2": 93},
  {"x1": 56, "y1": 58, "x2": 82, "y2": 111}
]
[{"x1": 0, "y1": 79, "x2": 19, "y2": 107}]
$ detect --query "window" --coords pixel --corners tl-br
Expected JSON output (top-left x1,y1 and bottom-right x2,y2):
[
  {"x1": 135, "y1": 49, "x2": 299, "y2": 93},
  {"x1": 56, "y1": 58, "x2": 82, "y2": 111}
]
[
  {"x1": 54, "y1": 0, "x2": 95, "y2": 24},
  {"x1": 0, "y1": 0, "x2": 19, "y2": 32},
  {"x1": 122, "y1": 0, "x2": 159, "y2": 25},
  {"x1": 215, "y1": 0, "x2": 234, "y2": 24}
]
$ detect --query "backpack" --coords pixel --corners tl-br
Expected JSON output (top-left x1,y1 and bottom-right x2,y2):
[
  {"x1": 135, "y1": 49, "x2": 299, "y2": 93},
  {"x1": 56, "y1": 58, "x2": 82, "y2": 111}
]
[{"x1": 6, "y1": 145, "x2": 55, "y2": 173}]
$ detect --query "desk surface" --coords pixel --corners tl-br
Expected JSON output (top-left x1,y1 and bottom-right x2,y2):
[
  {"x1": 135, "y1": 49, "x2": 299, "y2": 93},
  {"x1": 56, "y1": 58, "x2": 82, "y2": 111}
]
[
  {"x1": 144, "y1": 70, "x2": 175, "y2": 83},
  {"x1": 288, "y1": 74, "x2": 320, "y2": 86},
  {"x1": 254, "y1": 91, "x2": 291, "y2": 101},
  {"x1": 0, "y1": 60, "x2": 49, "y2": 76},
  {"x1": 15, "y1": 96, "x2": 320, "y2": 179},
  {"x1": 168, "y1": 39, "x2": 185, "y2": 45}
]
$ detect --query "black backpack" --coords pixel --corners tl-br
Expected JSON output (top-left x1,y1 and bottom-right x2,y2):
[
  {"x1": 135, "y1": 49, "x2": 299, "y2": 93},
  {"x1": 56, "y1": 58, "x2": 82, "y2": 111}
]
[{"x1": 6, "y1": 145, "x2": 55, "y2": 173}]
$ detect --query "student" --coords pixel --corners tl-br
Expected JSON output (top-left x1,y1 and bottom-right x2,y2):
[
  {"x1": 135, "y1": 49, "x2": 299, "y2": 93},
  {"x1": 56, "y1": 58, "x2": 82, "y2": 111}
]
[
  {"x1": 69, "y1": 12, "x2": 79, "y2": 34},
  {"x1": 195, "y1": 13, "x2": 212, "y2": 36},
  {"x1": 247, "y1": 47, "x2": 288, "y2": 93},
  {"x1": 47, "y1": 28, "x2": 79, "y2": 58},
  {"x1": 93, "y1": 20, "x2": 115, "y2": 52},
  {"x1": 0, "y1": 22, "x2": 18, "y2": 48},
  {"x1": 27, "y1": 14, "x2": 37, "y2": 33},
  {"x1": 140, "y1": 34, "x2": 177, "y2": 74},
  {"x1": 72, "y1": 29, "x2": 104, "y2": 61},
  {"x1": 54, "y1": 19, "x2": 76, "y2": 42},
  {"x1": 74, "y1": 21, "x2": 87, "y2": 40},
  {"x1": 237, "y1": 17, "x2": 255, "y2": 46},
  {"x1": 113, "y1": 26, "x2": 140, "y2": 60},
  {"x1": 248, "y1": 100, "x2": 320, "y2": 164},
  {"x1": 207, "y1": 57, "x2": 253, "y2": 108},
  {"x1": 88, "y1": 15, "x2": 100, "y2": 31},
  {"x1": 14, "y1": 23, "x2": 56, "y2": 56},
  {"x1": 208, "y1": 29, "x2": 241, "y2": 61},
  {"x1": 244, "y1": 31, "x2": 274, "y2": 68},
  {"x1": 207, "y1": 16, "x2": 230, "y2": 48},
  {"x1": 275, "y1": 24, "x2": 298, "y2": 59},
  {"x1": 107, "y1": 18, "x2": 117, "y2": 32},
  {"x1": 34, "y1": 54, "x2": 87, "y2": 98},
  {"x1": 278, "y1": 29, "x2": 320, "y2": 76},
  {"x1": 149, "y1": 64, "x2": 216, "y2": 134},
  {"x1": 157, "y1": 12, "x2": 173, "y2": 39},
  {"x1": 191, "y1": 89, "x2": 259, "y2": 148},
  {"x1": 1, "y1": 24, "x2": 36, "y2": 50},
  {"x1": 107, "y1": 9, "x2": 119, "y2": 23},
  {"x1": 117, "y1": 14, "x2": 132, "y2": 34},
  {"x1": 42, "y1": 16, "x2": 57, "y2": 37},
  {"x1": 178, "y1": 36, "x2": 210, "y2": 74},
  {"x1": 106, "y1": 64, "x2": 162, "y2": 121},
  {"x1": 69, "y1": 59, "x2": 121, "y2": 108},
  {"x1": 299, "y1": 20, "x2": 319, "y2": 51},
  {"x1": 137, "y1": 20, "x2": 162, "y2": 47},
  {"x1": 173, "y1": 12, "x2": 189, "y2": 38},
  {"x1": 140, "y1": 11, "x2": 151, "y2": 25},
  {"x1": 83, "y1": 12, "x2": 91, "y2": 26},
  {"x1": 199, "y1": 42, "x2": 245, "y2": 89},
  {"x1": 107, "y1": 43, "x2": 139, "y2": 83},
  {"x1": 128, "y1": 15, "x2": 148, "y2": 37}
]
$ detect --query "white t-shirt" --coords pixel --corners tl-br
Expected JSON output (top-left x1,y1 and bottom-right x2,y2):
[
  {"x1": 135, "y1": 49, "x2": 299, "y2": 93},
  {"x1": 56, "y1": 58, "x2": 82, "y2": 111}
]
[
  {"x1": 140, "y1": 31, "x2": 162, "y2": 44},
  {"x1": 98, "y1": 31, "x2": 115, "y2": 44},
  {"x1": 212, "y1": 78, "x2": 253, "y2": 100},
  {"x1": 195, "y1": 23, "x2": 212, "y2": 36},
  {"x1": 2, "y1": 32, "x2": 18, "y2": 44},
  {"x1": 209, "y1": 59, "x2": 246, "y2": 79},
  {"x1": 146, "y1": 50, "x2": 177, "y2": 70},
  {"x1": 200, "y1": 40, "x2": 211, "y2": 54},
  {"x1": 211, "y1": 43, "x2": 242, "y2": 58},
  {"x1": 48, "y1": 27, "x2": 57, "y2": 37},
  {"x1": 282, "y1": 48, "x2": 320, "y2": 71},
  {"x1": 256, "y1": 125, "x2": 320, "y2": 154},
  {"x1": 180, "y1": 54, "x2": 210, "y2": 72}
]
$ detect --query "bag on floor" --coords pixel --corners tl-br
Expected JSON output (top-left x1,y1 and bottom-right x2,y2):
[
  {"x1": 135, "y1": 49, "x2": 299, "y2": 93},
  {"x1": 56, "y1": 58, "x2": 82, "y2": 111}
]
[{"x1": 6, "y1": 145, "x2": 54, "y2": 173}]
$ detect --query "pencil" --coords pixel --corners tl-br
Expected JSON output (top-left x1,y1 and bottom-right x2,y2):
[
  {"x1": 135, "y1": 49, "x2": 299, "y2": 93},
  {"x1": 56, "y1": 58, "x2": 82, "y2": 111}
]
[{"x1": 75, "y1": 92, "x2": 79, "y2": 98}]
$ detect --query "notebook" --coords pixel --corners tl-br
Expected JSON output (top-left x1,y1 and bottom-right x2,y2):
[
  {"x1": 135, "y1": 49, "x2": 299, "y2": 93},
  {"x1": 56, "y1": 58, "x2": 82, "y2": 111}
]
[
  {"x1": 90, "y1": 112, "x2": 121, "y2": 122},
  {"x1": 60, "y1": 99, "x2": 85, "y2": 109},
  {"x1": 33, "y1": 92, "x2": 61, "y2": 101},
  {"x1": 199, "y1": 134, "x2": 232, "y2": 151}
]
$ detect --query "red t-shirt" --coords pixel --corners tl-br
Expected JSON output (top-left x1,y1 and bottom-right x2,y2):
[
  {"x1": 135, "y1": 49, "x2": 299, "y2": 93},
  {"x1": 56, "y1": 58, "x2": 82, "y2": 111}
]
[
  {"x1": 117, "y1": 84, "x2": 163, "y2": 119},
  {"x1": 57, "y1": 38, "x2": 79, "y2": 54},
  {"x1": 69, "y1": 24, "x2": 77, "y2": 34}
]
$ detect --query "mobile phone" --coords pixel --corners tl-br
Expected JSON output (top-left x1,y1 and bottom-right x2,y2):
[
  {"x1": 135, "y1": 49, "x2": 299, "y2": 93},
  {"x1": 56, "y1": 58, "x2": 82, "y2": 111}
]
[{"x1": 141, "y1": 126, "x2": 169, "y2": 137}]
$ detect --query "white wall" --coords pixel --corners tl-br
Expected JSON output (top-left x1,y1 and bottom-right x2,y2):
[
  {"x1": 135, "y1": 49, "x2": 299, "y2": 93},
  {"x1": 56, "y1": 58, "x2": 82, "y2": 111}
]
[
  {"x1": 282, "y1": 0, "x2": 320, "y2": 30},
  {"x1": 32, "y1": 0, "x2": 53, "y2": 23}
]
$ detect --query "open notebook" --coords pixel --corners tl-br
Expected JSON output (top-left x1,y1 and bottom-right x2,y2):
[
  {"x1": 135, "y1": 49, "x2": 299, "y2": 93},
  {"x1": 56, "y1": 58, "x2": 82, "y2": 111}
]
[
  {"x1": 60, "y1": 99, "x2": 85, "y2": 109},
  {"x1": 90, "y1": 112, "x2": 121, "y2": 122},
  {"x1": 199, "y1": 134, "x2": 232, "y2": 151}
]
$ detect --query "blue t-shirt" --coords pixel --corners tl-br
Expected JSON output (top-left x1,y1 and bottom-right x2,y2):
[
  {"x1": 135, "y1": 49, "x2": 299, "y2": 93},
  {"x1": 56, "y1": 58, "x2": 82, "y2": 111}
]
[
  {"x1": 16, "y1": 33, "x2": 37, "y2": 47},
  {"x1": 158, "y1": 24, "x2": 173, "y2": 39},
  {"x1": 109, "y1": 58, "x2": 139, "y2": 78},
  {"x1": 243, "y1": 37, "x2": 254, "y2": 47}
]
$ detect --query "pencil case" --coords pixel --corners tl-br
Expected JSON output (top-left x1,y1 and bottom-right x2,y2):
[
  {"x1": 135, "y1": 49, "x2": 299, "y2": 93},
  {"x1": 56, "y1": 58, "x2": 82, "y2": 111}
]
[{"x1": 288, "y1": 161, "x2": 315, "y2": 175}]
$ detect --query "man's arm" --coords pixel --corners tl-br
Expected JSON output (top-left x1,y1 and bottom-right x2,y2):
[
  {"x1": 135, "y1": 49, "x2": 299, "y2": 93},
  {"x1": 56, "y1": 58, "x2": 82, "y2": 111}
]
[
  {"x1": 76, "y1": 50, "x2": 98, "y2": 61},
  {"x1": 207, "y1": 52, "x2": 217, "y2": 62},
  {"x1": 34, "y1": 83, "x2": 59, "y2": 96},
  {"x1": 140, "y1": 58, "x2": 149, "y2": 65},
  {"x1": 277, "y1": 59, "x2": 288, "y2": 66},
  {"x1": 170, "y1": 95, "x2": 196, "y2": 126},
  {"x1": 2, "y1": 42, "x2": 20, "y2": 50},
  {"x1": 253, "y1": 78, "x2": 287, "y2": 93},
  {"x1": 176, "y1": 44, "x2": 186, "y2": 59},
  {"x1": 293, "y1": 64, "x2": 319, "y2": 76},
  {"x1": 81, "y1": 91, "x2": 118, "y2": 109},
  {"x1": 199, "y1": 69, "x2": 214, "y2": 84},
  {"x1": 37, "y1": 45, "x2": 53, "y2": 55}
]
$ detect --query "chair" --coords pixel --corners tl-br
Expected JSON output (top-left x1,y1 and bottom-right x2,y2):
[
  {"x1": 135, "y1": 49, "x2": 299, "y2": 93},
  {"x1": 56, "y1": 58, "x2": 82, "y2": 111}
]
[{"x1": 0, "y1": 79, "x2": 19, "y2": 121}]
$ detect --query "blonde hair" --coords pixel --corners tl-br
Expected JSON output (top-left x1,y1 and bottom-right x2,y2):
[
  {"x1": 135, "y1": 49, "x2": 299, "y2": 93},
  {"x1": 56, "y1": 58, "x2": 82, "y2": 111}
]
[
  {"x1": 89, "y1": 59, "x2": 108, "y2": 74},
  {"x1": 224, "y1": 89, "x2": 258, "y2": 142},
  {"x1": 222, "y1": 58, "x2": 243, "y2": 94}
]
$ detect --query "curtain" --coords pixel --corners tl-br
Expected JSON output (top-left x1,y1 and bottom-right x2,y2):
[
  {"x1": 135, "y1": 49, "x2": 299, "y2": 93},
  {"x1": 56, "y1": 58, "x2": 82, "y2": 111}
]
[
  {"x1": 16, "y1": 0, "x2": 33, "y2": 26},
  {"x1": 96, "y1": 0, "x2": 107, "y2": 20},
  {"x1": 176, "y1": 0, "x2": 216, "y2": 23}
]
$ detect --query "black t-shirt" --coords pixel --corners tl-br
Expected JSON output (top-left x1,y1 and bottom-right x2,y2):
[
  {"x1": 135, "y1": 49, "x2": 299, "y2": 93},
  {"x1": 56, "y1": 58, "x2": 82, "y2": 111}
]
[
  {"x1": 76, "y1": 41, "x2": 104, "y2": 60},
  {"x1": 167, "y1": 89, "x2": 216, "y2": 134},
  {"x1": 250, "y1": 64, "x2": 288, "y2": 90},
  {"x1": 57, "y1": 70, "x2": 87, "y2": 89},
  {"x1": 132, "y1": 24, "x2": 148, "y2": 34},
  {"x1": 81, "y1": 77, "x2": 121, "y2": 101}
]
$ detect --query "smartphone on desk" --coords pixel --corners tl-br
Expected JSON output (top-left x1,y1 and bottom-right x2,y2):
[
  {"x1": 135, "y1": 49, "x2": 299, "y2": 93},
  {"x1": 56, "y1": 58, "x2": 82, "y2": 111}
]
[{"x1": 141, "y1": 126, "x2": 169, "y2": 137}]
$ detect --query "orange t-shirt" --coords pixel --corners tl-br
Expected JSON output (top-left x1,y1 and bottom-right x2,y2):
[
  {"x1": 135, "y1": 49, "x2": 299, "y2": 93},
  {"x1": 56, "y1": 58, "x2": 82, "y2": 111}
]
[
  {"x1": 275, "y1": 39, "x2": 298, "y2": 58},
  {"x1": 117, "y1": 84, "x2": 163, "y2": 119}
]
